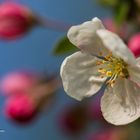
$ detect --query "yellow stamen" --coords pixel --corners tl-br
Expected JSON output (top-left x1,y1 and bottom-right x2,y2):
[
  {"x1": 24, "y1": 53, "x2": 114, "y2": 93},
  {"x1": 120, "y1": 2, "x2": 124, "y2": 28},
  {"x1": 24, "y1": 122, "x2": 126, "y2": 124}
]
[
  {"x1": 96, "y1": 52, "x2": 129, "y2": 87},
  {"x1": 106, "y1": 71, "x2": 112, "y2": 77},
  {"x1": 99, "y1": 52, "x2": 103, "y2": 56}
]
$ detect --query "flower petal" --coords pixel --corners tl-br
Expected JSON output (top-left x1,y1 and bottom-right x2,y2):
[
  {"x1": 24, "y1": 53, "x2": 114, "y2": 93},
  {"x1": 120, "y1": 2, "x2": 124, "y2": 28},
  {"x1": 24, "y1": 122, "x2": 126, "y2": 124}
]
[
  {"x1": 136, "y1": 57, "x2": 140, "y2": 65},
  {"x1": 128, "y1": 58, "x2": 140, "y2": 84},
  {"x1": 96, "y1": 29, "x2": 136, "y2": 66},
  {"x1": 60, "y1": 51, "x2": 105, "y2": 101},
  {"x1": 128, "y1": 66, "x2": 140, "y2": 85},
  {"x1": 67, "y1": 17, "x2": 108, "y2": 56},
  {"x1": 101, "y1": 78, "x2": 140, "y2": 125}
]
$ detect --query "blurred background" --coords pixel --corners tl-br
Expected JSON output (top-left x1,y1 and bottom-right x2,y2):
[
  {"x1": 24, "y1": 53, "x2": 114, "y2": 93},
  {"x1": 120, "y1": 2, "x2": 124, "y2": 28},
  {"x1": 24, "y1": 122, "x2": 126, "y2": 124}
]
[{"x1": 0, "y1": 0, "x2": 140, "y2": 140}]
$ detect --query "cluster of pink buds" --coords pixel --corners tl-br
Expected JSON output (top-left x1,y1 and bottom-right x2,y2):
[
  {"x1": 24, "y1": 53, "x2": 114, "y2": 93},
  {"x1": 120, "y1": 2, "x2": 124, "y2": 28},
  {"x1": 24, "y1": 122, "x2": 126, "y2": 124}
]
[{"x1": 1, "y1": 71, "x2": 59, "y2": 124}]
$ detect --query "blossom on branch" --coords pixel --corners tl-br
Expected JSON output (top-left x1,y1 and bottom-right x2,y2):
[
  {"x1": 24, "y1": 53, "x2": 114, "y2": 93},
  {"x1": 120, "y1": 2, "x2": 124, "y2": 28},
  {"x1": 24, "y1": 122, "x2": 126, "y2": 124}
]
[{"x1": 60, "y1": 17, "x2": 140, "y2": 125}]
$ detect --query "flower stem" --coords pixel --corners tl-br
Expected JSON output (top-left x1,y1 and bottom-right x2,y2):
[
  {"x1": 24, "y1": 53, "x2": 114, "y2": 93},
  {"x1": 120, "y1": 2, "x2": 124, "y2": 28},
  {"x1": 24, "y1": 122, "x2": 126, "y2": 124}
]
[{"x1": 35, "y1": 15, "x2": 72, "y2": 32}]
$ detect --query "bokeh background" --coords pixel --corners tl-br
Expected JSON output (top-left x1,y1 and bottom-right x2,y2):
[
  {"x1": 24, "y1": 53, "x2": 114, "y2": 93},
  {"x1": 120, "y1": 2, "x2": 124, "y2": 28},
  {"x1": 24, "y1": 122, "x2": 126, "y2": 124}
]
[
  {"x1": 2, "y1": 0, "x2": 140, "y2": 140},
  {"x1": 0, "y1": 0, "x2": 111, "y2": 140}
]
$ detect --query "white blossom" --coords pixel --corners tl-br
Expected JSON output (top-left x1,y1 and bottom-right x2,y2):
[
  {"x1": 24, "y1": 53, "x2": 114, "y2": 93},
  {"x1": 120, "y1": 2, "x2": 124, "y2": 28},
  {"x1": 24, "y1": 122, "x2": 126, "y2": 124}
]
[{"x1": 60, "y1": 17, "x2": 140, "y2": 125}]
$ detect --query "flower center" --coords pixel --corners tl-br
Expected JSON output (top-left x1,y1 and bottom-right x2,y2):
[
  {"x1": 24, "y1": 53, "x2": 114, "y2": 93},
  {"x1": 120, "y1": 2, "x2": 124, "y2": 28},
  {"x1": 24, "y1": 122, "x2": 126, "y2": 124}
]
[{"x1": 96, "y1": 53, "x2": 129, "y2": 87}]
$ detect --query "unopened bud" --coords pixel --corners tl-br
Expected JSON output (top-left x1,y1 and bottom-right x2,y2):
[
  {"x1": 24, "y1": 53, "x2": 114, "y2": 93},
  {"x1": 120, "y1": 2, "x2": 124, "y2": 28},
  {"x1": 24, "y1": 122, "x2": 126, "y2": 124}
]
[
  {"x1": 0, "y1": 2, "x2": 37, "y2": 40},
  {"x1": 4, "y1": 94, "x2": 38, "y2": 123},
  {"x1": 103, "y1": 19, "x2": 127, "y2": 39},
  {"x1": 59, "y1": 104, "x2": 88, "y2": 135},
  {"x1": 128, "y1": 33, "x2": 140, "y2": 57},
  {"x1": 1, "y1": 71, "x2": 37, "y2": 96}
]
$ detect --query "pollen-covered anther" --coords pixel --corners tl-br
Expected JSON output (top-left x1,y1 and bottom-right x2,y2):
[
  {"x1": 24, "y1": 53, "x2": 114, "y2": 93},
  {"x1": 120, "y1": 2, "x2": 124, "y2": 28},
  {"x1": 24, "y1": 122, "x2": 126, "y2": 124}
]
[
  {"x1": 98, "y1": 68, "x2": 106, "y2": 74},
  {"x1": 119, "y1": 72, "x2": 127, "y2": 78},
  {"x1": 105, "y1": 52, "x2": 113, "y2": 61},
  {"x1": 96, "y1": 61, "x2": 103, "y2": 65},
  {"x1": 100, "y1": 75, "x2": 105, "y2": 78},
  {"x1": 99, "y1": 52, "x2": 103, "y2": 56},
  {"x1": 106, "y1": 71, "x2": 112, "y2": 77},
  {"x1": 96, "y1": 53, "x2": 129, "y2": 87},
  {"x1": 107, "y1": 79, "x2": 115, "y2": 87}
]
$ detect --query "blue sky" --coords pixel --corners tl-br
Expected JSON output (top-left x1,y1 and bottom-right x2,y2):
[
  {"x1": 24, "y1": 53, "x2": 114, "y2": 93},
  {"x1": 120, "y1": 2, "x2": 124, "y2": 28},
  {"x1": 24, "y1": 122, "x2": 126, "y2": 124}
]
[{"x1": 0, "y1": 0, "x2": 111, "y2": 139}]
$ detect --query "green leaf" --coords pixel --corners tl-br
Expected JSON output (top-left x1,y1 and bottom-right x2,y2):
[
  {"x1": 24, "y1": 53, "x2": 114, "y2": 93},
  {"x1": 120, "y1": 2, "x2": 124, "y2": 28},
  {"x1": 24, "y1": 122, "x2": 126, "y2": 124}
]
[
  {"x1": 114, "y1": 2, "x2": 129, "y2": 25},
  {"x1": 98, "y1": 0, "x2": 118, "y2": 7},
  {"x1": 53, "y1": 36, "x2": 78, "y2": 55}
]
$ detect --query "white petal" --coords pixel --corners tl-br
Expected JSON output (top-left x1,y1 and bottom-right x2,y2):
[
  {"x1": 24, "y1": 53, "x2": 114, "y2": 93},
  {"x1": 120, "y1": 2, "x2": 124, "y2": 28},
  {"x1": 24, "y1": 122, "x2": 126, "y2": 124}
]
[
  {"x1": 96, "y1": 29, "x2": 136, "y2": 66},
  {"x1": 60, "y1": 51, "x2": 105, "y2": 101},
  {"x1": 101, "y1": 78, "x2": 140, "y2": 125},
  {"x1": 136, "y1": 57, "x2": 140, "y2": 66},
  {"x1": 128, "y1": 58, "x2": 140, "y2": 84},
  {"x1": 67, "y1": 17, "x2": 108, "y2": 56}
]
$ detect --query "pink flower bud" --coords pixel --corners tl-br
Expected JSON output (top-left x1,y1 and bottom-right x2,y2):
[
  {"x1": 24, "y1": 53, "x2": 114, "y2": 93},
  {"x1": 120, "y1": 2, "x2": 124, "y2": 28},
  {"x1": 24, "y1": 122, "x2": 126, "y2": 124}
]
[
  {"x1": 1, "y1": 71, "x2": 37, "y2": 96},
  {"x1": 87, "y1": 96, "x2": 112, "y2": 126},
  {"x1": 0, "y1": 2, "x2": 37, "y2": 40},
  {"x1": 87, "y1": 100, "x2": 103, "y2": 121},
  {"x1": 128, "y1": 33, "x2": 140, "y2": 57},
  {"x1": 59, "y1": 104, "x2": 88, "y2": 135},
  {"x1": 103, "y1": 19, "x2": 117, "y2": 33},
  {"x1": 103, "y1": 19, "x2": 127, "y2": 39},
  {"x1": 4, "y1": 94, "x2": 37, "y2": 123}
]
